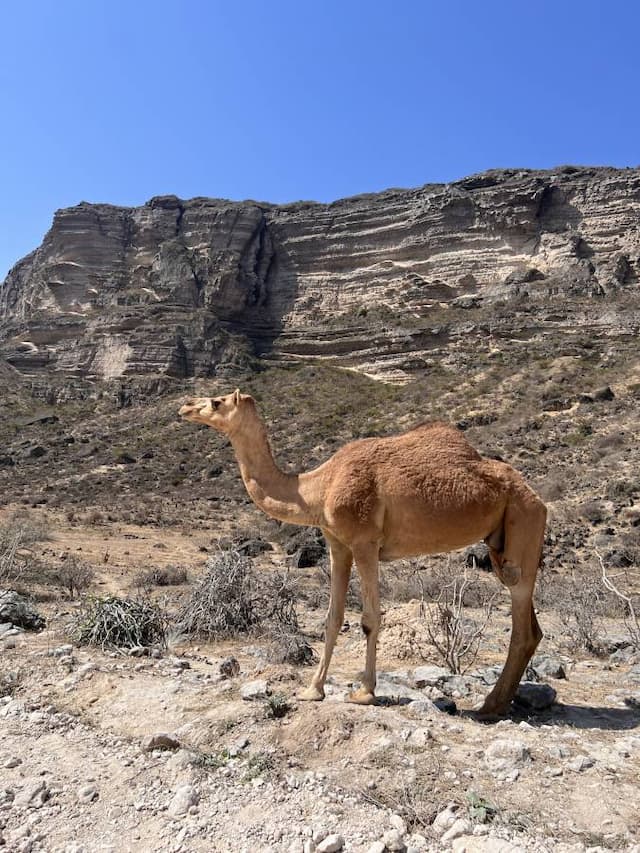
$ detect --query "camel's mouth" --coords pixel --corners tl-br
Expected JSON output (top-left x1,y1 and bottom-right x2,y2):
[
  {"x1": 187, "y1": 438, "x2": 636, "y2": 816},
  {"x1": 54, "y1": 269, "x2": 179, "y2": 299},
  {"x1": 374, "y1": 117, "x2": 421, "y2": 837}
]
[{"x1": 179, "y1": 398, "x2": 209, "y2": 419}]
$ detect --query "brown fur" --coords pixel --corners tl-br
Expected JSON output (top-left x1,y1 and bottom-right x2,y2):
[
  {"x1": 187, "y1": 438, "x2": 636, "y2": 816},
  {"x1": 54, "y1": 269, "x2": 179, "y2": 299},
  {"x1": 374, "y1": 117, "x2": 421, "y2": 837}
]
[{"x1": 179, "y1": 391, "x2": 547, "y2": 716}]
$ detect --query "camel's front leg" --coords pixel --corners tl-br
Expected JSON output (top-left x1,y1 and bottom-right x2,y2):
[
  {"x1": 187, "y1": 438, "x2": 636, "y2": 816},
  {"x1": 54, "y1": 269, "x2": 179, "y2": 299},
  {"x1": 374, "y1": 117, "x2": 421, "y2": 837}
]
[
  {"x1": 299, "y1": 536, "x2": 352, "y2": 701},
  {"x1": 348, "y1": 541, "x2": 381, "y2": 705}
]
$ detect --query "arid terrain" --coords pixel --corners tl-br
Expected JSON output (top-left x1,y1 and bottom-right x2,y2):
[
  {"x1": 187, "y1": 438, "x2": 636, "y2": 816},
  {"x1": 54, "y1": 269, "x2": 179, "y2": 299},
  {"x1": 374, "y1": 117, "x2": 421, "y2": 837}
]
[{"x1": 1, "y1": 167, "x2": 640, "y2": 852}]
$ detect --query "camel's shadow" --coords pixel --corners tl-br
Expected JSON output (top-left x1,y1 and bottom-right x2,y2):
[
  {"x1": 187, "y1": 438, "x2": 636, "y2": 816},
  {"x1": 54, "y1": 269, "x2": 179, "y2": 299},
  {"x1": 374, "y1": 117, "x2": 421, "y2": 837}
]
[
  {"x1": 374, "y1": 695, "x2": 640, "y2": 731},
  {"x1": 462, "y1": 701, "x2": 640, "y2": 731}
]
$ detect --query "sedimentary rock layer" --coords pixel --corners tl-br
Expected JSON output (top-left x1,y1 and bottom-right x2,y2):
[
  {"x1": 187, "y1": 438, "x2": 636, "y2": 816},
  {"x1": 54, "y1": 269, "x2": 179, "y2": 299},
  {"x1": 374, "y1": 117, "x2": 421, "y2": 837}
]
[{"x1": 1, "y1": 166, "x2": 639, "y2": 380}]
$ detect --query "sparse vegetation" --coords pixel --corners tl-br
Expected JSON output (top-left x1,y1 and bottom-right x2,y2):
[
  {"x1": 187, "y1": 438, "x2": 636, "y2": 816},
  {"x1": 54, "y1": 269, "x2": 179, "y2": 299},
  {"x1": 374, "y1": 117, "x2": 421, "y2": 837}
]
[
  {"x1": 265, "y1": 693, "x2": 291, "y2": 719},
  {"x1": 132, "y1": 564, "x2": 188, "y2": 591},
  {"x1": 55, "y1": 555, "x2": 95, "y2": 598},
  {"x1": 73, "y1": 595, "x2": 168, "y2": 651},
  {"x1": 420, "y1": 560, "x2": 498, "y2": 674},
  {"x1": 174, "y1": 548, "x2": 311, "y2": 661}
]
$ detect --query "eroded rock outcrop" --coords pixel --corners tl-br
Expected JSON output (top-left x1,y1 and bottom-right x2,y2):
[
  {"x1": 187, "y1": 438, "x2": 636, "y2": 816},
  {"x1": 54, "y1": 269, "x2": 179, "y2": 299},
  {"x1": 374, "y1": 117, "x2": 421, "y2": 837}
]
[{"x1": 2, "y1": 166, "x2": 639, "y2": 381}]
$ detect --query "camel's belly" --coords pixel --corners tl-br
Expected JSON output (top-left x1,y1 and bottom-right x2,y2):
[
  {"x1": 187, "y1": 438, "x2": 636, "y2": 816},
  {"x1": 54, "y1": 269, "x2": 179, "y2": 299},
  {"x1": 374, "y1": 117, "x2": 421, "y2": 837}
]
[{"x1": 379, "y1": 499, "x2": 504, "y2": 561}]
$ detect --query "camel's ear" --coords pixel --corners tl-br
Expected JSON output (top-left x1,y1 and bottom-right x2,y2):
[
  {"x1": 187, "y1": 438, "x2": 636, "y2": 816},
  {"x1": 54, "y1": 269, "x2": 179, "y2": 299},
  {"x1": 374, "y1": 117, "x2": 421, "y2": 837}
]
[{"x1": 232, "y1": 389, "x2": 241, "y2": 406}]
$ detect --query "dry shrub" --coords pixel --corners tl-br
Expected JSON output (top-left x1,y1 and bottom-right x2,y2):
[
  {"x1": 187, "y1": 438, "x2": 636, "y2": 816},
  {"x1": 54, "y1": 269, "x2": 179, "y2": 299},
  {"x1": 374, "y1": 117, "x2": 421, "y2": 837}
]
[
  {"x1": 133, "y1": 565, "x2": 188, "y2": 591},
  {"x1": 0, "y1": 511, "x2": 50, "y2": 587},
  {"x1": 55, "y1": 555, "x2": 95, "y2": 598},
  {"x1": 175, "y1": 549, "x2": 313, "y2": 662},
  {"x1": 74, "y1": 596, "x2": 168, "y2": 651},
  {"x1": 420, "y1": 559, "x2": 498, "y2": 674},
  {"x1": 175, "y1": 550, "x2": 256, "y2": 638},
  {"x1": 557, "y1": 562, "x2": 626, "y2": 654}
]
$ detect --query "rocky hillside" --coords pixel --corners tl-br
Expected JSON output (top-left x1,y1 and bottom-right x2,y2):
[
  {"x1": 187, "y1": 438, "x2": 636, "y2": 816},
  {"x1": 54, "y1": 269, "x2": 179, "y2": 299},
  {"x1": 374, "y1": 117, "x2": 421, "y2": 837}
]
[{"x1": 2, "y1": 166, "x2": 639, "y2": 382}]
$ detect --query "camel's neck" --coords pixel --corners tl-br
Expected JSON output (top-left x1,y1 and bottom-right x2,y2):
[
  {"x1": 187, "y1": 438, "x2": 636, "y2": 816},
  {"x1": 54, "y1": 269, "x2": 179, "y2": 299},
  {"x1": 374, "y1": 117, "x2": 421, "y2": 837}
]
[{"x1": 229, "y1": 415, "x2": 320, "y2": 527}]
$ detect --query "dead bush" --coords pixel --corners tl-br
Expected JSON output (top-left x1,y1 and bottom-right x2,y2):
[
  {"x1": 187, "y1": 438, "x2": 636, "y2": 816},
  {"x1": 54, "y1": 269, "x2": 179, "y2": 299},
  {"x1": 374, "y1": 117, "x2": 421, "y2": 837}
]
[
  {"x1": 73, "y1": 596, "x2": 168, "y2": 651},
  {"x1": 0, "y1": 529, "x2": 23, "y2": 587},
  {"x1": 599, "y1": 551, "x2": 640, "y2": 651},
  {"x1": 175, "y1": 549, "x2": 310, "y2": 660},
  {"x1": 175, "y1": 550, "x2": 256, "y2": 638},
  {"x1": 556, "y1": 563, "x2": 625, "y2": 654},
  {"x1": 133, "y1": 565, "x2": 188, "y2": 591},
  {"x1": 420, "y1": 560, "x2": 498, "y2": 674},
  {"x1": 0, "y1": 512, "x2": 51, "y2": 587},
  {"x1": 55, "y1": 555, "x2": 95, "y2": 598}
]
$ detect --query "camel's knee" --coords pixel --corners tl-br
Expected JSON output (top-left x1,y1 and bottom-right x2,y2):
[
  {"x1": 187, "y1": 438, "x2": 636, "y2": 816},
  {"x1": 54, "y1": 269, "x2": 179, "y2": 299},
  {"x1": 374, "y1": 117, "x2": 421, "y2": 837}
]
[
  {"x1": 361, "y1": 610, "x2": 381, "y2": 638},
  {"x1": 495, "y1": 559, "x2": 522, "y2": 588}
]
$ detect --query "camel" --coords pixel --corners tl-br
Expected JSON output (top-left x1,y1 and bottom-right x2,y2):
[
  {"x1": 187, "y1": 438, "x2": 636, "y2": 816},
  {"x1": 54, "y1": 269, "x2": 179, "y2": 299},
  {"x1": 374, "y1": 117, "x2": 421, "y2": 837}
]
[{"x1": 179, "y1": 390, "x2": 547, "y2": 717}]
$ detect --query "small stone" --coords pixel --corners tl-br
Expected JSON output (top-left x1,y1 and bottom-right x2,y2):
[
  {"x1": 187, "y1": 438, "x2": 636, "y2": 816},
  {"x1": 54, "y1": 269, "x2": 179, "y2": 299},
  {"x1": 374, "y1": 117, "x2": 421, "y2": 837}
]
[
  {"x1": 442, "y1": 818, "x2": 472, "y2": 844},
  {"x1": 77, "y1": 785, "x2": 98, "y2": 804},
  {"x1": 142, "y1": 733, "x2": 180, "y2": 752},
  {"x1": 77, "y1": 662, "x2": 97, "y2": 678},
  {"x1": 432, "y1": 803, "x2": 460, "y2": 834},
  {"x1": 367, "y1": 843, "x2": 386, "y2": 853},
  {"x1": 220, "y1": 656, "x2": 240, "y2": 678},
  {"x1": 413, "y1": 665, "x2": 450, "y2": 687},
  {"x1": 407, "y1": 699, "x2": 439, "y2": 718},
  {"x1": 14, "y1": 780, "x2": 49, "y2": 808},
  {"x1": 514, "y1": 682, "x2": 557, "y2": 711},
  {"x1": 531, "y1": 655, "x2": 566, "y2": 679},
  {"x1": 407, "y1": 727, "x2": 432, "y2": 748},
  {"x1": 241, "y1": 679, "x2": 270, "y2": 700},
  {"x1": 382, "y1": 829, "x2": 406, "y2": 851},
  {"x1": 484, "y1": 739, "x2": 530, "y2": 779},
  {"x1": 4, "y1": 756, "x2": 22, "y2": 768},
  {"x1": 168, "y1": 784, "x2": 199, "y2": 817},
  {"x1": 567, "y1": 755, "x2": 596, "y2": 772},
  {"x1": 227, "y1": 736, "x2": 250, "y2": 757},
  {"x1": 316, "y1": 835, "x2": 344, "y2": 853},
  {"x1": 390, "y1": 814, "x2": 407, "y2": 835}
]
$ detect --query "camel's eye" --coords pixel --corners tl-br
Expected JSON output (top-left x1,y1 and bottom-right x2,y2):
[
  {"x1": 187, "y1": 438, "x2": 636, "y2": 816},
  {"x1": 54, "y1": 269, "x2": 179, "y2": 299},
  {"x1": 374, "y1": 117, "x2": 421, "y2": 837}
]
[{"x1": 213, "y1": 400, "x2": 221, "y2": 409}]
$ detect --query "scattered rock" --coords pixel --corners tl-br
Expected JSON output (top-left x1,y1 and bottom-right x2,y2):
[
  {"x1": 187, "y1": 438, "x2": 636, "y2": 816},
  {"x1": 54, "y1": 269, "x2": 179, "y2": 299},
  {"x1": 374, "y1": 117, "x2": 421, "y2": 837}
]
[
  {"x1": 14, "y1": 780, "x2": 49, "y2": 808},
  {"x1": 442, "y1": 818, "x2": 473, "y2": 844},
  {"x1": 381, "y1": 828, "x2": 406, "y2": 851},
  {"x1": 316, "y1": 834, "x2": 345, "y2": 852},
  {"x1": 236, "y1": 538, "x2": 274, "y2": 558},
  {"x1": 0, "y1": 591, "x2": 46, "y2": 631},
  {"x1": 142, "y1": 733, "x2": 180, "y2": 752},
  {"x1": 167, "y1": 784, "x2": 199, "y2": 817},
  {"x1": 228, "y1": 736, "x2": 250, "y2": 757},
  {"x1": 77, "y1": 785, "x2": 98, "y2": 803},
  {"x1": 531, "y1": 655, "x2": 567, "y2": 680},
  {"x1": 407, "y1": 727, "x2": 432, "y2": 748},
  {"x1": 241, "y1": 679, "x2": 270, "y2": 700},
  {"x1": 390, "y1": 814, "x2": 407, "y2": 835},
  {"x1": 484, "y1": 739, "x2": 530, "y2": 779},
  {"x1": 514, "y1": 682, "x2": 557, "y2": 711},
  {"x1": 412, "y1": 665, "x2": 450, "y2": 688},
  {"x1": 432, "y1": 803, "x2": 461, "y2": 834},
  {"x1": 220, "y1": 656, "x2": 240, "y2": 678},
  {"x1": 566, "y1": 755, "x2": 596, "y2": 772}
]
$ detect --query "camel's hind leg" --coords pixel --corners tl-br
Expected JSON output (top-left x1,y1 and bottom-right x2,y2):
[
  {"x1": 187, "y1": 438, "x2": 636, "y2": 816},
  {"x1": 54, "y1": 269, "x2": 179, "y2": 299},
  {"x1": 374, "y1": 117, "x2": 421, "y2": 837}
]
[
  {"x1": 348, "y1": 541, "x2": 381, "y2": 705},
  {"x1": 479, "y1": 492, "x2": 546, "y2": 717},
  {"x1": 299, "y1": 535, "x2": 352, "y2": 701}
]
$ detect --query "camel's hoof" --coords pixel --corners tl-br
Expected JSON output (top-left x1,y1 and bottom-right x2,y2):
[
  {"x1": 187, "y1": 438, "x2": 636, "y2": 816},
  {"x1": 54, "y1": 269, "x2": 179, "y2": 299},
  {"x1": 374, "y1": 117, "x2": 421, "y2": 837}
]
[
  {"x1": 347, "y1": 688, "x2": 377, "y2": 706},
  {"x1": 298, "y1": 686, "x2": 325, "y2": 702},
  {"x1": 474, "y1": 702, "x2": 509, "y2": 723}
]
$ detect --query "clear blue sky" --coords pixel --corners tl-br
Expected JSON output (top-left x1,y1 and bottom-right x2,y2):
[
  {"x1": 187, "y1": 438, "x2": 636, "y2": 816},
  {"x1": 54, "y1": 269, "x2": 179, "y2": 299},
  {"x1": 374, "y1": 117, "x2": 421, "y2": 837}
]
[{"x1": 2, "y1": 0, "x2": 639, "y2": 278}]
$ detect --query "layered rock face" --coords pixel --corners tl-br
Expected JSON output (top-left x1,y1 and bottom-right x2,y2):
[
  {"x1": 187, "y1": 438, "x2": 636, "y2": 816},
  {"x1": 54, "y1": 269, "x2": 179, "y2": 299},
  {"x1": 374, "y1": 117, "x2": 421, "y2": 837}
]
[{"x1": 1, "y1": 166, "x2": 639, "y2": 381}]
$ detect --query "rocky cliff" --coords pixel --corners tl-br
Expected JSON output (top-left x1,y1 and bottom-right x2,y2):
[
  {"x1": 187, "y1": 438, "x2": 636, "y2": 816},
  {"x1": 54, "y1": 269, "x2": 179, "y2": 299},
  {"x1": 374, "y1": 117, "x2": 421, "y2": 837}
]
[{"x1": 2, "y1": 166, "x2": 639, "y2": 382}]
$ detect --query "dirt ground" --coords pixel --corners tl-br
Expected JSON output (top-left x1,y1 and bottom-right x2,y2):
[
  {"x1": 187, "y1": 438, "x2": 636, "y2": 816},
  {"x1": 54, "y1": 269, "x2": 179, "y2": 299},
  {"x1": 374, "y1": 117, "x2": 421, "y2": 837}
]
[{"x1": 1, "y1": 509, "x2": 640, "y2": 853}]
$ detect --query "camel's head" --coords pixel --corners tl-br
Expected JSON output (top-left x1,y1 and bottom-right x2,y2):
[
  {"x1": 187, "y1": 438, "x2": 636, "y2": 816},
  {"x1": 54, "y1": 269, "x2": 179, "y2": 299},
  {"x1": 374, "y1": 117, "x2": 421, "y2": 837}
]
[{"x1": 178, "y1": 389, "x2": 254, "y2": 434}]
